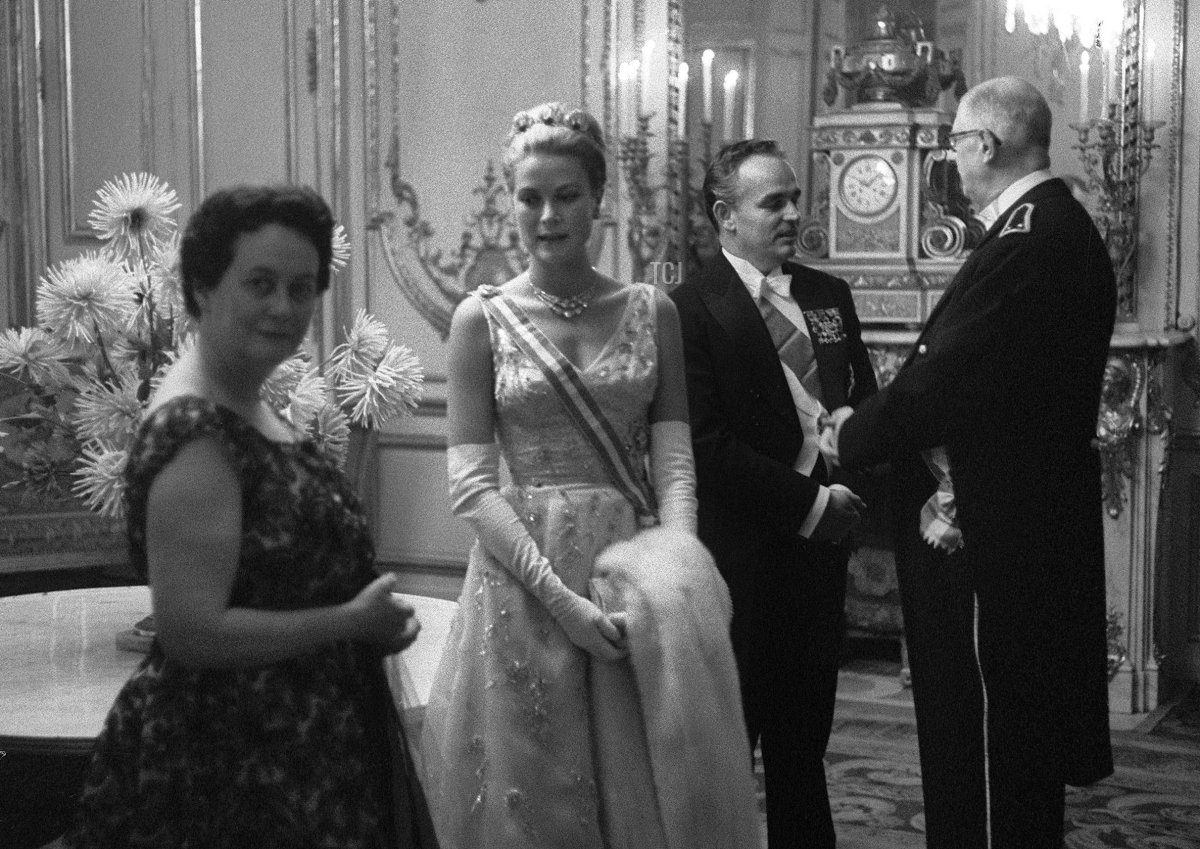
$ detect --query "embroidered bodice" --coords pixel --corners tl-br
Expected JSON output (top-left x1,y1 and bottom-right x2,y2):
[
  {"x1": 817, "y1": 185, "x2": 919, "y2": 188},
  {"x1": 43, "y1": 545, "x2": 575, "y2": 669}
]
[{"x1": 479, "y1": 282, "x2": 658, "y2": 489}]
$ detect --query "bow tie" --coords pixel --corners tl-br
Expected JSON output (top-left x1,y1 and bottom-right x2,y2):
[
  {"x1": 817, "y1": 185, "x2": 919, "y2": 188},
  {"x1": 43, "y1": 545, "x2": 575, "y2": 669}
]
[{"x1": 757, "y1": 273, "x2": 792, "y2": 299}]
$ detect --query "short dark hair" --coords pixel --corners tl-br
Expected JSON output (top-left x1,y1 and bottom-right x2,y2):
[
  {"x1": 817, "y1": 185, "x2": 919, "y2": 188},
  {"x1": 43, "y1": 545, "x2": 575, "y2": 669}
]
[
  {"x1": 179, "y1": 184, "x2": 335, "y2": 318},
  {"x1": 702, "y1": 139, "x2": 787, "y2": 230}
]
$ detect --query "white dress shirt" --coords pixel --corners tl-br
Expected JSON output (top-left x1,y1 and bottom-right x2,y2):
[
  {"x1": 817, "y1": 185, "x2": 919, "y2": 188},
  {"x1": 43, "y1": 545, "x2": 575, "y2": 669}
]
[{"x1": 723, "y1": 249, "x2": 830, "y2": 538}]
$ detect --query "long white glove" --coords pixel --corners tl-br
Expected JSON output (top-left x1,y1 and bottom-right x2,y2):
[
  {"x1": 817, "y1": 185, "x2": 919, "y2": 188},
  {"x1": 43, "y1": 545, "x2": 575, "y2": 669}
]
[
  {"x1": 447, "y1": 443, "x2": 624, "y2": 660},
  {"x1": 649, "y1": 420, "x2": 698, "y2": 534}
]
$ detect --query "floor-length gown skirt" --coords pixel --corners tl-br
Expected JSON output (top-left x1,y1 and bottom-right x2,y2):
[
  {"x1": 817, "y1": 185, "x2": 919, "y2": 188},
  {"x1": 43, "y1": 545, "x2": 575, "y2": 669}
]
[{"x1": 419, "y1": 484, "x2": 660, "y2": 849}]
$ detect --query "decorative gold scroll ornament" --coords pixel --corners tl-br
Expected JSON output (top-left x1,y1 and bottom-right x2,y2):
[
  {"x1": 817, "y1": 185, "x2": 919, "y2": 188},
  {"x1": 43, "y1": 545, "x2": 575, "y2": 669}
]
[
  {"x1": 1094, "y1": 351, "x2": 1171, "y2": 518},
  {"x1": 368, "y1": 139, "x2": 528, "y2": 340}
]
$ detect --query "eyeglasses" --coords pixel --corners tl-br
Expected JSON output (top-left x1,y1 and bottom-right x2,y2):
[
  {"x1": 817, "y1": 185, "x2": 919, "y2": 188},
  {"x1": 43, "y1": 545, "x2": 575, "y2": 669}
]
[{"x1": 946, "y1": 128, "x2": 1001, "y2": 152}]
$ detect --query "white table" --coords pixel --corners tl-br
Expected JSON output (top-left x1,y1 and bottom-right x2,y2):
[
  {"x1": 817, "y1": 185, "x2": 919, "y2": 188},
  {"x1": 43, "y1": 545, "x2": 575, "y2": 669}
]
[{"x1": 0, "y1": 585, "x2": 458, "y2": 755}]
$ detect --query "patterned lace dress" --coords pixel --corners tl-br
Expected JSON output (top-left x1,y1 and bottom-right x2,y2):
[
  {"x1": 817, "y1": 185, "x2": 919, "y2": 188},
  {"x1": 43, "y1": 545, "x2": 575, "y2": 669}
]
[
  {"x1": 420, "y1": 283, "x2": 663, "y2": 849},
  {"x1": 65, "y1": 396, "x2": 436, "y2": 849}
]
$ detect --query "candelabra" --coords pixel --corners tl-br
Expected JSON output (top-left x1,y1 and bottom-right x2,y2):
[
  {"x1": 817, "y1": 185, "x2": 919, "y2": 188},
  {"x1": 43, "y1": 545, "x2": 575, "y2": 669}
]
[
  {"x1": 617, "y1": 113, "x2": 666, "y2": 286},
  {"x1": 1070, "y1": 102, "x2": 1165, "y2": 318},
  {"x1": 620, "y1": 109, "x2": 702, "y2": 288}
]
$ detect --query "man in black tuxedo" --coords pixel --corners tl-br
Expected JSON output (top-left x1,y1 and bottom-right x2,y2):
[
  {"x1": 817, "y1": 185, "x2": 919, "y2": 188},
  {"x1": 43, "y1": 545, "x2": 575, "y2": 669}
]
[
  {"x1": 670, "y1": 139, "x2": 877, "y2": 849},
  {"x1": 827, "y1": 76, "x2": 1115, "y2": 848}
]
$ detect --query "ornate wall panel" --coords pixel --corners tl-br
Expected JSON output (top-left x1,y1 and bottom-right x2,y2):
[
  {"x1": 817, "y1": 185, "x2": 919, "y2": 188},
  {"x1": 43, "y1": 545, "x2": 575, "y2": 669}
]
[{"x1": 356, "y1": 0, "x2": 596, "y2": 569}]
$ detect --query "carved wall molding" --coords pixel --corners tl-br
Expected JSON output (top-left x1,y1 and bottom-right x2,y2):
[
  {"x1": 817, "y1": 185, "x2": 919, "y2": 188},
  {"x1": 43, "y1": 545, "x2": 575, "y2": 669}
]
[
  {"x1": 1097, "y1": 352, "x2": 1151, "y2": 518},
  {"x1": 1163, "y1": 0, "x2": 1186, "y2": 330},
  {"x1": 1096, "y1": 334, "x2": 1190, "y2": 518},
  {"x1": 368, "y1": 152, "x2": 525, "y2": 339},
  {"x1": 848, "y1": 270, "x2": 953, "y2": 290},
  {"x1": 856, "y1": 291, "x2": 924, "y2": 323},
  {"x1": 811, "y1": 123, "x2": 941, "y2": 149}
]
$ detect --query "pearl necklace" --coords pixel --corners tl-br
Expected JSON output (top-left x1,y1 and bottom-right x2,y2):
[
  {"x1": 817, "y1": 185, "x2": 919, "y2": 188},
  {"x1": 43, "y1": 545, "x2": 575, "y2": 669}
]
[{"x1": 530, "y1": 281, "x2": 598, "y2": 320}]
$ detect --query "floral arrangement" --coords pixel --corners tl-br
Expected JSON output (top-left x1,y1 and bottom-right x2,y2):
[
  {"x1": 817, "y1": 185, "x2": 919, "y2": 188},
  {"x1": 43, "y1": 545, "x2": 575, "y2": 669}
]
[{"x1": 0, "y1": 173, "x2": 422, "y2": 520}]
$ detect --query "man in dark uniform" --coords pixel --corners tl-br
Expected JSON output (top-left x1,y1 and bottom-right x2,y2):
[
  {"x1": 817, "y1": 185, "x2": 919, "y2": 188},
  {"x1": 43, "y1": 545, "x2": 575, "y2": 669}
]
[
  {"x1": 827, "y1": 76, "x2": 1115, "y2": 848},
  {"x1": 670, "y1": 139, "x2": 878, "y2": 849}
]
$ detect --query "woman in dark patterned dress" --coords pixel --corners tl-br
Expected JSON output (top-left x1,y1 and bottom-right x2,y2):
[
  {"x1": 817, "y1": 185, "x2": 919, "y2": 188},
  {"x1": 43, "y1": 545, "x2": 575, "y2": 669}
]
[{"x1": 65, "y1": 185, "x2": 438, "y2": 849}]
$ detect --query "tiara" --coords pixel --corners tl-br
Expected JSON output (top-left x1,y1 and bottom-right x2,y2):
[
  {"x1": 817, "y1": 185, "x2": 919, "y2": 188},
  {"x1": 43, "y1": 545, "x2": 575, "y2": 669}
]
[{"x1": 511, "y1": 105, "x2": 591, "y2": 137}]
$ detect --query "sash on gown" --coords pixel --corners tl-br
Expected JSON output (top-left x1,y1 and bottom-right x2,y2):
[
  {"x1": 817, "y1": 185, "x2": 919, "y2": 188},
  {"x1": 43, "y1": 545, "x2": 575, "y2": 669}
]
[{"x1": 479, "y1": 287, "x2": 762, "y2": 849}]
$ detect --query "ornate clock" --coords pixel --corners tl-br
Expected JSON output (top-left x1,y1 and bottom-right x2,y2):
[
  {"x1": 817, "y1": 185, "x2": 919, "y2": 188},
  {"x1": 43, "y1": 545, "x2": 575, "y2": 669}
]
[
  {"x1": 838, "y1": 154, "x2": 899, "y2": 217},
  {"x1": 799, "y1": 104, "x2": 970, "y2": 325}
]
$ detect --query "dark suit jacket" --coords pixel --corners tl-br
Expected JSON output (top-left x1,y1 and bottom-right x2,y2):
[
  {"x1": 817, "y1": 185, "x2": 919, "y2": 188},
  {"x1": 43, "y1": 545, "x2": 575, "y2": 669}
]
[
  {"x1": 670, "y1": 252, "x2": 877, "y2": 597},
  {"x1": 838, "y1": 177, "x2": 1115, "y2": 784}
]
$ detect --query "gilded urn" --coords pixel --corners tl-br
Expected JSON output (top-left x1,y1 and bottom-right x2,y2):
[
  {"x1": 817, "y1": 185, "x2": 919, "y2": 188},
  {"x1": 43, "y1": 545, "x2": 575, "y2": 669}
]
[{"x1": 824, "y1": 4, "x2": 966, "y2": 110}]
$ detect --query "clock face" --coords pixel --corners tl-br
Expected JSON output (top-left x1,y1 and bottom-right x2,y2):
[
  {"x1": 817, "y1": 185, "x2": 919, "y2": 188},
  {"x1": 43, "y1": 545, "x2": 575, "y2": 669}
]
[{"x1": 838, "y1": 155, "x2": 899, "y2": 217}]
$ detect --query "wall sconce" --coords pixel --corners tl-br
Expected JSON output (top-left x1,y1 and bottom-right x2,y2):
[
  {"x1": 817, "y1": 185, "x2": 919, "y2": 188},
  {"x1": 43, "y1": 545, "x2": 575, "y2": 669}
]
[{"x1": 1070, "y1": 105, "x2": 1164, "y2": 317}]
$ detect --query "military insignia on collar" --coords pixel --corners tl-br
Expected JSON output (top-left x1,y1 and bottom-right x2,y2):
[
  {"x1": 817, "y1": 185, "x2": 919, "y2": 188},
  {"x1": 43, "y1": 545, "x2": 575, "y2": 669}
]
[
  {"x1": 998, "y1": 202, "x2": 1034, "y2": 238},
  {"x1": 803, "y1": 308, "x2": 846, "y2": 345}
]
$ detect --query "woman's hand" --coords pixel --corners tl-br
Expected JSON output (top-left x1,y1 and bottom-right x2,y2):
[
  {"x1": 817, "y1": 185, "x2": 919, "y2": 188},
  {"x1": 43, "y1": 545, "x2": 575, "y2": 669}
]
[
  {"x1": 606, "y1": 611, "x2": 629, "y2": 653},
  {"x1": 555, "y1": 593, "x2": 628, "y2": 661},
  {"x1": 348, "y1": 573, "x2": 422, "y2": 654}
]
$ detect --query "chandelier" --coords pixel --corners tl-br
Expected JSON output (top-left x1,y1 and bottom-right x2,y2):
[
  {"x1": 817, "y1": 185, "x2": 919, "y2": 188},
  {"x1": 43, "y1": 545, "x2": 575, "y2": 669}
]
[{"x1": 1004, "y1": 0, "x2": 1123, "y2": 49}]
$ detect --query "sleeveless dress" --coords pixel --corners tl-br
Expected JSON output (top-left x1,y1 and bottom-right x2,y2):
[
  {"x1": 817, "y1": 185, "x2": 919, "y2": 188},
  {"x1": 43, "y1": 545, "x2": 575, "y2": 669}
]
[
  {"x1": 418, "y1": 283, "x2": 761, "y2": 849},
  {"x1": 65, "y1": 396, "x2": 437, "y2": 849}
]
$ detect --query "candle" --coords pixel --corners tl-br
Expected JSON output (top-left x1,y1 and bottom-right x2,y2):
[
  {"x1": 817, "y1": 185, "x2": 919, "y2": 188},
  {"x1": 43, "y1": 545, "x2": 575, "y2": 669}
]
[
  {"x1": 702, "y1": 49, "x2": 714, "y2": 124},
  {"x1": 678, "y1": 61, "x2": 690, "y2": 134},
  {"x1": 617, "y1": 62, "x2": 631, "y2": 136},
  {"x1": 723, "y1": 69, "x2": 739, "y2": 142},
  {"x1": 639, "y1": 41, "x2": 653, "y2": 124},
  {"x1": 1079, "y1": 49, "x2": 1090, "y2": 123},
  {"x1": 628, "y1": 60, "x2": 641, "y2": 127}
]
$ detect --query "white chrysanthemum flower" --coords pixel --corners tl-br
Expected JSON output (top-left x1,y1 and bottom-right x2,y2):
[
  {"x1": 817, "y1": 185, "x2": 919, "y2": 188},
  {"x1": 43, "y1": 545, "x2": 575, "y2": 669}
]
[
  {"x1": 328, "y1": 310, "x2": 391, "y2": 382},
  {"x1": 150, "y1": 229, "x2": 181, "y2": 274},
  {"x1": 336, "y1": 343, "x2": 424, "y2": 429},
  {"x1": 0, "y1": 327, "x2": 72, "y2": 389},
  {"x1": 37, "y1": 251, "x2": 138, "y2": 345},
  {"x1": 144, "y1": 232, "x2": 186, "y2": 320},
  {"x1": 330, "y1": 223, "x2": 351, "y2": 273},
  {"x1": 262, "y1": 352, "x2": 313, "y2": 412},
  {"x1": 71, "y1": 442, "x2": 128, "y2": 519},
  {"x1": 69, "y1": 374, "x2": 143, "y2": 445},
  {"x1": 283, "y1": 366, "x2": 329, "y2": 429},
  {"x1": 310, "y1": 400, "x2": 351, "y2": 467},
  {"x1": 88, "y1": 172, "x2": 181, "y2": 259}
]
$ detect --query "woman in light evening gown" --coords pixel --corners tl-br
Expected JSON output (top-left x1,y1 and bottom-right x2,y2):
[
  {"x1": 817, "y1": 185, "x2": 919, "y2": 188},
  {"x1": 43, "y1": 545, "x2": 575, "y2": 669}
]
[{"x1": 417, "y1": 103, "x2": 760, "y2": 849}]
